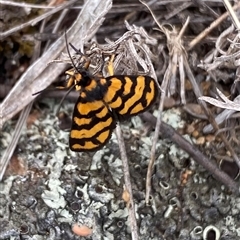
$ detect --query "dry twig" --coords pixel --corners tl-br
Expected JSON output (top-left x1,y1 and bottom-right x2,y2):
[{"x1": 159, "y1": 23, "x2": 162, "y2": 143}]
[
  {"x1": 200, "y1": 89, "x2": 240, "y2": 112},
  {"x1": 188, "y1": 1, "x2": 240, "y2": 50},
  {"x1": 141, "y1": 112, "x2": 240, "y2": 194}
]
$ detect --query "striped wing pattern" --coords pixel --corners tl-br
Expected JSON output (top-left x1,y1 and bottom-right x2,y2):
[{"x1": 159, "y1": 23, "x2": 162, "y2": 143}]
[
  {"x1": 105, "y1": 75, "x2": 158, "y2": 119},
  {"x1": 69, "y1": 74, "x2": 158, "y2": 151},
  {"x1": 70, "y1": 98, "x2": 115, "y2": 151}
]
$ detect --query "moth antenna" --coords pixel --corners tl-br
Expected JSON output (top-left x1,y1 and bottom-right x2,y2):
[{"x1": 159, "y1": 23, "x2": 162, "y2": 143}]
[
  {"x1": 69, "y1": 42, "x2": 82, "y2": 54},
  {"x1": 32, "y1": 87, "x2": 57, "y2": 96},
  {"x1": 32, "y1": 89, "x2": 45, "y2": 96},
  {"x1": 64, "y1": 31, "x2": 80, "y2": 73}
]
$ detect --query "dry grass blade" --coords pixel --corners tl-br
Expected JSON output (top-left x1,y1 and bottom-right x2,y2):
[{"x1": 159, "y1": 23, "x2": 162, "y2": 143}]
[
  {"x1": 0, "y1": 0, "x2": 112, "y2": 129},
  {"x1": 0, "y1": 15, "x2": 49, "y2": 181},
  {"x1": 202, "y1": 90, "x2": 240, "y2": 133},
  {"x1": 222, "y1": 0, "x2": 240, "y2": 29},
  {"x1": 115, "y1": 125, "x2": 139, "y2": 240},
  {"x1": 199, "y1": 91, "x2": 240, "y2": 112},
  {"x1": 198, "y1": 25, "x2": 240, "y2": 73},
  {"x1": 0, "y1": 103, "x2": 33, "y2": 181},
  {"x1": 141, "y1": 0, "x2": 190, "y2": 203}
]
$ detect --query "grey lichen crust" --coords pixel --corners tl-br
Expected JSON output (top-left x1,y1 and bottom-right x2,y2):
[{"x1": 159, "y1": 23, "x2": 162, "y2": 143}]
[{"x1": 1, "y1": 99, "x2": 240, "y2": 240}]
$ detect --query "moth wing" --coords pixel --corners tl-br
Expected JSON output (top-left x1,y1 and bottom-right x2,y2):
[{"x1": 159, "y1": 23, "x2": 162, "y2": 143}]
[
  {"x1": 104, "y1": 75, "x2": 159, "y2": 119},
  {"x1": 69, "y1": 98, "x2": 115, "y2": 152}
]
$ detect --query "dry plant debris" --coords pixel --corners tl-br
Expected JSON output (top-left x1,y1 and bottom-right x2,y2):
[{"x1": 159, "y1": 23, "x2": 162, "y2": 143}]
[{"x1": 1, "y1": 0, "x2": 240, "y2": 239}]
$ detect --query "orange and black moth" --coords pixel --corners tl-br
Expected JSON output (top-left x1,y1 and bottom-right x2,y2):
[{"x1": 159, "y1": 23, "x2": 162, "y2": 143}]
[{"x1": 65, "y1": 66, "x2": 159, "y2": 152}]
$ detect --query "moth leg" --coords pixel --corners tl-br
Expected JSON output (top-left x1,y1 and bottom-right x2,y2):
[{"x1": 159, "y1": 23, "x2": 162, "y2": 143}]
[
  {"x1": 107, "y1": 54, "x2": 115, "y2": 76},
  {"x1": 82, "y1": 59, "x2": 91, "y2": 70}
]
